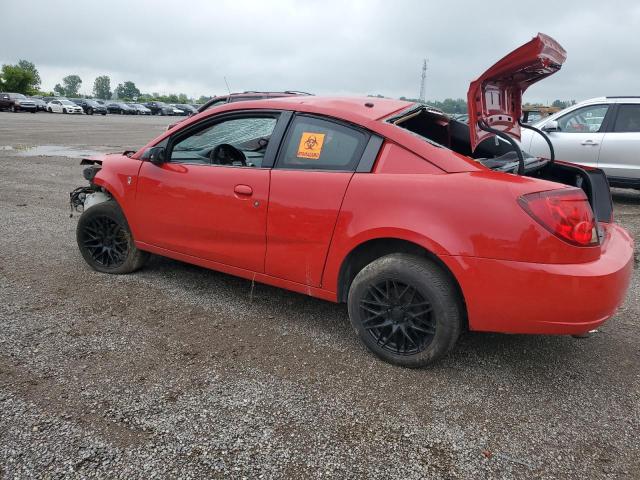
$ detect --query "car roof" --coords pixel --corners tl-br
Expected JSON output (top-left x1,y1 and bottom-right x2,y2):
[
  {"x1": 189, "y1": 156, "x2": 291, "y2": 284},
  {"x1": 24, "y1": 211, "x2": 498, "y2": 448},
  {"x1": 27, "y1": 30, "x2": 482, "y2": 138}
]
[{"x1": 212, "y1": 96, "x2": 412, "y2": 122}]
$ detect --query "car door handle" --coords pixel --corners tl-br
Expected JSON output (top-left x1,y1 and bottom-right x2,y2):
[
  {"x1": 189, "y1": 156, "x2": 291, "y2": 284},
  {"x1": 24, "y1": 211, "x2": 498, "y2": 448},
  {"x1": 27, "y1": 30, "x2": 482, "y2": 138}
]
[
  {"x1": 581, "y1": 140, "x2": 599, "y2": 146},
  {"x1": 234, "y1": 184, "x2": 253, "y2": 196}
]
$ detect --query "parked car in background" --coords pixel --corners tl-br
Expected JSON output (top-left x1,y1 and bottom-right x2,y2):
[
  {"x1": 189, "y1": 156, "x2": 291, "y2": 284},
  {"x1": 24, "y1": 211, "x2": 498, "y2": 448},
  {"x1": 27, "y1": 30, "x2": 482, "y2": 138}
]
[
  {"x1": 0, "y1": 93, "x2": 37, "y2": 113},
  {"x1": 93, "y1": 99, "x2": 109, "y2": 107},
  {"x1": 71, "y1": 98, "x2": 108, "y2": 115},
  {"x1": 126, "y1": 103, "x2": 152, "y2": 115},
  {"x1": 70, "y1": 34, "x2": 633, "y2": 367},
  {"x1": 106, "y1": 102, "x2": 137, "y2": 115},
  {"x1": 47, "y1": 99, "x2": 83, "y2": 114},
  {"x1": 28, "y1": 97, "x2": 48, "y2": 111},
  {"x1": 172, "y1": 104, "x2": 198, "y2": 115},
  {"x1": 42, "y1": 96, "x2": 63, "y2": 104},
  {"x1": 521, "y1": 106, "x2": 560, "y2": 124},
  {"x1": 167, "y1": 91, "x2": 312, "y2": 130},
  {"x1": 521, "y1": 97, "x2": 640, "y2": 189},
  {"x1": 197, "y1": 91, "x2": 312, "y2": 113},
  {"x1": 144, "y1": 101, "x2": 174, "y2": 116}
]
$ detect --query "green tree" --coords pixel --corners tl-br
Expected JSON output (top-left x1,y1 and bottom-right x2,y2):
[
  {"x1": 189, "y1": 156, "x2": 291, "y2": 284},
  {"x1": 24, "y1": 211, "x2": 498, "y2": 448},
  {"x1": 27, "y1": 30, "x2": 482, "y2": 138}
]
[
  {"x1": 93, "y1": 75, "x2": 112, "y2": 99},
  {"x1": 551, "y1": 99, "x2": 567, "y2": 109},
  {"x1": 54, "y1": 83, "x2": 65, "y2": 96},
  {"x1": 17, "y1": 60, "x2": 41, "y2": 90},
  {"x1": 0, "y1": 62, "x2": 38, "y2": 94},
  {"x1": 60, "y1": 75, "x2": 82, "y2": 96},
  {"x1": 114, "y1": 81, "x2": 141, "y2": 100}
]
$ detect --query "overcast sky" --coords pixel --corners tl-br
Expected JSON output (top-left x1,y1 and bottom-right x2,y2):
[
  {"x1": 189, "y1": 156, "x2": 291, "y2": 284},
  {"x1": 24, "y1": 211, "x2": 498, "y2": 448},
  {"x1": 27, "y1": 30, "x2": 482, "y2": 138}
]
[{"x1": 2, "y1": 0, "x2": 639, "y2": 103}]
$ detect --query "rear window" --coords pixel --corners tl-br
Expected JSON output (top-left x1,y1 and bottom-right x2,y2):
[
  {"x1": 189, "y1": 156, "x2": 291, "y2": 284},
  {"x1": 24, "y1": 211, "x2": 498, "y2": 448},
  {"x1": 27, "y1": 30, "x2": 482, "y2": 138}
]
[{"x1": 613, "y1": 104, "x2": 640, "y2": 133}]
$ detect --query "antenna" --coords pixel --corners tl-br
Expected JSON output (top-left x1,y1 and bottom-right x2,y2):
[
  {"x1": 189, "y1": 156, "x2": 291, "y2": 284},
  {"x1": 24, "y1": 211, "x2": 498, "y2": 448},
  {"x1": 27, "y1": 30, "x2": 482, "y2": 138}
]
[
  {"x1": 223, "y1": 76, "x2": 232, "y2": 95},
  {"x1": 419, "y1": 58, "x2": 428, "y2": 103}
]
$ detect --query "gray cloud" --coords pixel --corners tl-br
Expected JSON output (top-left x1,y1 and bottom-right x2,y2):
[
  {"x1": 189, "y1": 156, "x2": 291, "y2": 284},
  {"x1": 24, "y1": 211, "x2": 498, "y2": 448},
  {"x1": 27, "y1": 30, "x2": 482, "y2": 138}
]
[{"x1": 2, "y1": 0, "x2": 639, "y2": 103}]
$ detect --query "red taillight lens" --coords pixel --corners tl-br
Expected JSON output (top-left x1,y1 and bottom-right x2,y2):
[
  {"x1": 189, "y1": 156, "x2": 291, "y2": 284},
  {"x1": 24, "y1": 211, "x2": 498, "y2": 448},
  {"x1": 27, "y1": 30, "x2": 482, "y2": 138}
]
[{"x1": 518, "y1": 188, "x2": 599, "y2": 247}]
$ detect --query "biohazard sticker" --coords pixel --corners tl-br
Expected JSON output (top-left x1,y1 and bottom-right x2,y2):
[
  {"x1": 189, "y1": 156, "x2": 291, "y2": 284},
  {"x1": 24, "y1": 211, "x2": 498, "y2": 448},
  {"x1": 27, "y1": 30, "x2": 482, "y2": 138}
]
[{"x1": 297, "y1": 132, "x2": 325, "y2": 159}]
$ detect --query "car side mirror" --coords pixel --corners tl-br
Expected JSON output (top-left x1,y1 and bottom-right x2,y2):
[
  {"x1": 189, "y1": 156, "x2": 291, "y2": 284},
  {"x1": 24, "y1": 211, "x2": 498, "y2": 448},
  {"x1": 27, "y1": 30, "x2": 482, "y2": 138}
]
[
  {"x1": 148, "y1": 146, "x2": 167, "y2": 165},
  {"x1": 542, "y1": 120, "x2": 559, "y2": 132}
]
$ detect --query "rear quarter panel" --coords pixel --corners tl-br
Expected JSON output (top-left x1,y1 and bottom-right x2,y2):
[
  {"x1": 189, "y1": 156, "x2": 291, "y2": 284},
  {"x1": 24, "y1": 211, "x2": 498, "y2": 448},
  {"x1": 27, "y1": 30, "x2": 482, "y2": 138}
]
[{"x1": 321, "y1": 170, "x2": 601, "y2": 293}]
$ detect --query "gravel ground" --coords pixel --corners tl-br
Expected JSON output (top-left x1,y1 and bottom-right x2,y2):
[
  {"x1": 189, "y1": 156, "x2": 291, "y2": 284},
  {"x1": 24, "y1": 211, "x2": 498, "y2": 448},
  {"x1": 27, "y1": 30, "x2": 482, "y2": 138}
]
[{"x1": 0, "y1": 111, "x2": 639, "y2": 479}]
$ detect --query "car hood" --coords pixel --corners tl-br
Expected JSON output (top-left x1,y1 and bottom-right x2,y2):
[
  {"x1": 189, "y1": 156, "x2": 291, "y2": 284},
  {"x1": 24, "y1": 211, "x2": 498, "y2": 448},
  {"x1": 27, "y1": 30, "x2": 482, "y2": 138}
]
[{"x1": 467, "y1": 33, "x2": 566, "y2": 151}]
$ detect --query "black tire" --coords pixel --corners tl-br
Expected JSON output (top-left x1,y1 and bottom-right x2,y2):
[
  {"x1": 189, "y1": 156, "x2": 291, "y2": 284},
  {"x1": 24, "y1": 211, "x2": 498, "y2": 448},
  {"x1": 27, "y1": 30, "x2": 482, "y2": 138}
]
[
  {"x1": 76, "y1": 200, "x2": 149, "y2": 274},
  {"x1": 347, "y1": 253, "x2": 462, "y2": 367},
  {"x1": 88, "y1": 108, "x2": 93, "y2": 115},
  {"x1": 11, "y1": 105, "x2": 17, "y2": 112},
  {"x1": 120, "y1": 110, "x2": 124, "y2": 115},
  {"x1": 47, "y1": 107, "x2": 52, "y2": 112},
  {"x1": 30, "y1": 110, "x2": 36, "y2": 114},
  {"x1": 63, "y1": 108, "x2": 67, "y2": 114},
  {"x1": 102, "y1": 112, "x2": 106, "y2": 116}
]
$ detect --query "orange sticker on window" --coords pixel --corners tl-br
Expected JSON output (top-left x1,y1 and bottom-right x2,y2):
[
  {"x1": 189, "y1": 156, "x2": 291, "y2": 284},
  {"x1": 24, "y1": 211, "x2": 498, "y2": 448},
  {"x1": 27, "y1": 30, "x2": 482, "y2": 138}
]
[{"x1": 297, "y1": 132, "x2": 325, "y2": 159}]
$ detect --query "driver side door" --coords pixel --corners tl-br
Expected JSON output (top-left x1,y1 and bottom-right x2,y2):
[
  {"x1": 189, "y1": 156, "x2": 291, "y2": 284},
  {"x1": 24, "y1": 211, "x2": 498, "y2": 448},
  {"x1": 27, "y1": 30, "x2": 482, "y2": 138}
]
[{"x1": 135, "y1": 111, "x2": 287, "y2": 272}]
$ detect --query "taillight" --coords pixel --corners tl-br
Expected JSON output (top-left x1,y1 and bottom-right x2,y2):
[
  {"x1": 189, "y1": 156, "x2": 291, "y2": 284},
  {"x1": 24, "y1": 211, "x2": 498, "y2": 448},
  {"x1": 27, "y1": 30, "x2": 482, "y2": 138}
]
[{"x1": 518, "y1": 188, "x2": 599, "y2": 247}]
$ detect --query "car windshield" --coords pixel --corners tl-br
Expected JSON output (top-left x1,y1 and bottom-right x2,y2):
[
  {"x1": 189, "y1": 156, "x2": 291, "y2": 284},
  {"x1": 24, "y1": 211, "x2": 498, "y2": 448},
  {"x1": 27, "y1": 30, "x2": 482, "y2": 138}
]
[
  {"x1": 13, "y1": 94, "x2": 27, "y2": 99},
  {"x1": 86, "y1": 100, "x2": 99, "y2": 106},
  {"x1": 60, "y1": 100, "x2": 75, "y2": 105}
]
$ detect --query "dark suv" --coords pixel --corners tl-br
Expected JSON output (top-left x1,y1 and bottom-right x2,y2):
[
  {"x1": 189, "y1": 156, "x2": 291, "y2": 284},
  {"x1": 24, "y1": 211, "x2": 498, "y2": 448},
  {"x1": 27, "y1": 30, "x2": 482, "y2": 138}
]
[
  {"x1": 70, "y1": 99, "x2": 107, "y2": 115},
  {"x1": 0, "y1": 93, "x2": 37, "y2": 113},
  {"x1": 167, "y1": 91, "x2": 312, "y2": 130},
  {"x1": 144, "y1": 101, "x2": 174, "y2": 116},
  {"x1": 198, "y1": 91, "x2": 312, "y2": 113}
]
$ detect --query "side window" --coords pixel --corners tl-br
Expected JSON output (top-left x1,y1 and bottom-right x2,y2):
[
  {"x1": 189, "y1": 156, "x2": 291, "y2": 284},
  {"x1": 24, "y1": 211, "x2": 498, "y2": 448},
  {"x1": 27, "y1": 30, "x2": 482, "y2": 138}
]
[
  {"x1": 613, "y1": 104, "x2": 640, "y2": 133},
  {"x1": 276, "y1": 115, "x2": 368, "y2": 171},
  {"x1": 557, "y1": 104, "x2": 609, "y2": 133},
  {"x1": 170, "y1": 115, "x2": 278, "y2": 167}
]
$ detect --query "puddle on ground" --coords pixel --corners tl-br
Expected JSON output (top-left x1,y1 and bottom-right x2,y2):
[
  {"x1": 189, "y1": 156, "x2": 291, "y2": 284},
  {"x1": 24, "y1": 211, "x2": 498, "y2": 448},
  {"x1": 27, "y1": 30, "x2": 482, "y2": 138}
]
[{"x1": 0, "y1": 145, "x2": 108, "y2": 158}]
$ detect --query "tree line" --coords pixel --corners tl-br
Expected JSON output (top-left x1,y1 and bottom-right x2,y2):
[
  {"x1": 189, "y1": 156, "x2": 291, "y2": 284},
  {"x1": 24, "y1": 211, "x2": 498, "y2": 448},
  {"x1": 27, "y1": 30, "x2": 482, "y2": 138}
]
[{"x1": 0, "y1": 59, "x2": 210, "y2": 104}]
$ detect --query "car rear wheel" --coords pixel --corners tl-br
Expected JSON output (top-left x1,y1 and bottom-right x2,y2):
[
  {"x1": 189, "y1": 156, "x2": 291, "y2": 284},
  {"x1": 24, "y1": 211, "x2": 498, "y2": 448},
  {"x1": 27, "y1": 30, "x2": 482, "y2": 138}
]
[
  {"x1": 11, "y1": 105, "x2": 17, "y2": 112},
  {"x1": 347, "y1": 253, "x2": 462, "y2": 367},
  {"x1": 63, "y1": 108, "x2": 67, "y2": 114},
  {"x1": 88, "y1": 108, "x2": 93, "y2": 115},
  {"x1": 77, "y1": 200, "x2": 149, "y2": 274}
]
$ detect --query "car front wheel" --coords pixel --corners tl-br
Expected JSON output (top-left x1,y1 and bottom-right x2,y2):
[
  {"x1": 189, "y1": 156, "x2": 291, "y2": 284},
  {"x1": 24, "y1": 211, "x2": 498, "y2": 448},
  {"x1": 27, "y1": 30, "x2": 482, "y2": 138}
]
[
  {"x1": 347, "y1": 253, "x2": 463, "y2": 367},
  {"x1": 77, "y1": 200, "x2": 149, "y2": 274}
]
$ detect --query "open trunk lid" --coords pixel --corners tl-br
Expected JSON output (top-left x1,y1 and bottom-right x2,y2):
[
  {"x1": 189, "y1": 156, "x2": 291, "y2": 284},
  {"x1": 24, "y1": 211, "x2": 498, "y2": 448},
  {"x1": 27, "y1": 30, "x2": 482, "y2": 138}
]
[{"x1": 467, "y1": 33, "x2": 566, "y2": 151}]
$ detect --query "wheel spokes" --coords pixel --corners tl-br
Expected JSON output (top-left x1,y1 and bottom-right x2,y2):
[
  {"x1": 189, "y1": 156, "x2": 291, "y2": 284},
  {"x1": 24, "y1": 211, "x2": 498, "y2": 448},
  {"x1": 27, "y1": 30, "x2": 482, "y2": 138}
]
[
  {"x1": 359, "y1": 280, "x2": 435, "y2": 356},
  {"x1": 81, "y1": 215, "x2": 128, "y2": 268}
]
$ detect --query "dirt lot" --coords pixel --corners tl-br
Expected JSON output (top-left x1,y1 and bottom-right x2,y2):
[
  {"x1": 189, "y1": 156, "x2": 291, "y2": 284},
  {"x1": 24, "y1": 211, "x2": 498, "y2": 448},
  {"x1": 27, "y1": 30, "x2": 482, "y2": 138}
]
[{"x1": 0, "y1": 111, "x2": 639, "y2": 479}]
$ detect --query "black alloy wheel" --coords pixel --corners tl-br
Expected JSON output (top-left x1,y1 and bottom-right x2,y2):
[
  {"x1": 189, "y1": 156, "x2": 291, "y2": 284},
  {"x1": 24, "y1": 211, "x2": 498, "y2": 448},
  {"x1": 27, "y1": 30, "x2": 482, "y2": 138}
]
[
  {"x1": 348, "y1": 253, "x2": 463, "y2": 367},
  {"x1": 359, "y1": 280, "x2": 435, "y2": 355},
  {"x1": 79, "y1": 214, "x2": 129, "y2": 269},
  {"x1": 76, "y1": 200, "x2": 149, "y2": 274}
]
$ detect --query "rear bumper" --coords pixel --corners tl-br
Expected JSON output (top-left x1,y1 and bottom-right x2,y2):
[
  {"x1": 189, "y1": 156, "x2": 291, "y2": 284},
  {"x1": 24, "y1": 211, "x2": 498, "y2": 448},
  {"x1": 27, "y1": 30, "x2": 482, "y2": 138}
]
[{"x1": 444, "y1": 223, "x2": 634, "y2": 335}]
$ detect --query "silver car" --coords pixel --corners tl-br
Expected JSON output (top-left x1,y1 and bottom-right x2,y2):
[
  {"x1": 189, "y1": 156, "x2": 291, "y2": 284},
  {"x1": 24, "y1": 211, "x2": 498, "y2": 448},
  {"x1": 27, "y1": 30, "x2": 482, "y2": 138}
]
[{"x1": 521, "y1": 96, "x2": 640, "y2": 189}]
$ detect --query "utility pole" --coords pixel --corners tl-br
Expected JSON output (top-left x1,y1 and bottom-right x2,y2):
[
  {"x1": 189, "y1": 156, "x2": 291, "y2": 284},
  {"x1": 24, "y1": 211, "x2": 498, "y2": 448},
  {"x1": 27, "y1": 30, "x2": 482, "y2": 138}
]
[{"x1": 419, "y1": 58, "x2": 428, "y2": 103}]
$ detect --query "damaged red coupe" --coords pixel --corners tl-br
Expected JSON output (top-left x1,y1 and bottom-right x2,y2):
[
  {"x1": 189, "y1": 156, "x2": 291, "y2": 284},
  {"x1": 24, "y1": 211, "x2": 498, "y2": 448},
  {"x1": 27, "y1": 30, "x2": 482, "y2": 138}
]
[{"x1": 71, "y1": 34, "x2": 633, "y2": 367}]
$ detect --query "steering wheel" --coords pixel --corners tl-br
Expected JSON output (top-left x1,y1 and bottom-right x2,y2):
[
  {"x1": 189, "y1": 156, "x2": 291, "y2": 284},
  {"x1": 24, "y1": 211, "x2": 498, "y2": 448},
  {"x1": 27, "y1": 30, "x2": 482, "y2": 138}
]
[{"x1": 210, "y1": 144, "x2": 246, "y2": 166}]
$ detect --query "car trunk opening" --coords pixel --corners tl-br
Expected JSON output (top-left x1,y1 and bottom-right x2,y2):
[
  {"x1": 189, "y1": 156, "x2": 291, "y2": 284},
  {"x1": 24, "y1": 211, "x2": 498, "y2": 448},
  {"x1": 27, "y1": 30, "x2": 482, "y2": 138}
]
[{"x1": 391, "y1": 107, "x2": 613, "y2": 224}]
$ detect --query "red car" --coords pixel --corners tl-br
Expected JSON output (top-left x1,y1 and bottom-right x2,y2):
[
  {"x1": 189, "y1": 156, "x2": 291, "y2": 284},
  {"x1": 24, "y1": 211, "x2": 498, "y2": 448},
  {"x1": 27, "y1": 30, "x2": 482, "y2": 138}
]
[{"x1": 71, "y1": 34, "x2": 633, "y2": 367}]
